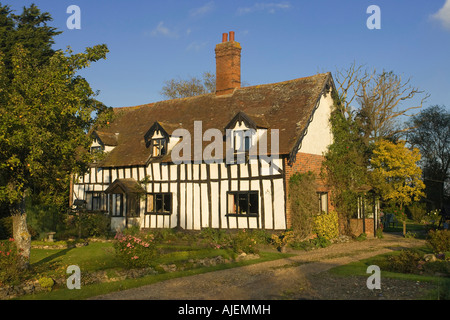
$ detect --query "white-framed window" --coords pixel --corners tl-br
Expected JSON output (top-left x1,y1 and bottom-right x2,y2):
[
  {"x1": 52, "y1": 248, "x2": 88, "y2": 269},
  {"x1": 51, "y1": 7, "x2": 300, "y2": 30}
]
[
  {"x1": 233, "y1": 130, "x2": 253, "y2": 152},
  {"x1": 85, "y1": 192, "x2": 107, "y2": 211},
  {"x1": 318, "y1": 192, "x2": 328, "y2": 214},
  {"x1": 151, "y1": 138, "x2": 167, "y2": 157},
  {"x1": 227, "y1": 191, "x2": 259, "y2": 216},
  {"x1": 146, "y1": 193, "x2": 172, "y2": 214}
]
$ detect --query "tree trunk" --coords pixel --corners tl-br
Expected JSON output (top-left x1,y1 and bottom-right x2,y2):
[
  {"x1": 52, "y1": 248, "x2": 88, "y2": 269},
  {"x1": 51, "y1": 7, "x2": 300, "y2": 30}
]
[
  {"x1": 11, "y1": 198, "x2": 31, "y2": 270},
  {"x1": 400, "y1": 203, "x2": 406, "y2": 237}
]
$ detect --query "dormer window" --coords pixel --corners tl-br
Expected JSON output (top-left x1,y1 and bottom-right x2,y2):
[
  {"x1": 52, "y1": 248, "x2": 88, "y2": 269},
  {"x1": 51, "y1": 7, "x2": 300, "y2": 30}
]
[
  {"x1": 145, "y1": 121, "x2": 171, "y2": 159},
  {"x1": 90, "y1": 146, "x2": 104, "y2": 154},
  {"x1": 90, "y1": 136, "x2": 104, "y2": 154},
  {"x1": 151, "y1": 138, "x2": 167, "y2": 157},
  {"x1": 225, "y1": 112, "x2": 264, "y2": 154},
  {"x1": 233, "y1": 130, "x2": 253, "y2": 152},
  {"x1": 90, "y1": 131, "x2": 118, "y2": 155}
]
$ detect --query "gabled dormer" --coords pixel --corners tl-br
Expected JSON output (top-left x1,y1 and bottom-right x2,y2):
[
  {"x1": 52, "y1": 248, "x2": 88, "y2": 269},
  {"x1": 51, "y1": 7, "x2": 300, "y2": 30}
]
[
  {"x1": 90, "y1": 131, "x2": 118, "y2": 154},
  {"x1": 224, "y1": 111, "x2": 268, "y2": 153},
  {"x1": 144, "y1": 122, "x2": 170, "y2": 158}
]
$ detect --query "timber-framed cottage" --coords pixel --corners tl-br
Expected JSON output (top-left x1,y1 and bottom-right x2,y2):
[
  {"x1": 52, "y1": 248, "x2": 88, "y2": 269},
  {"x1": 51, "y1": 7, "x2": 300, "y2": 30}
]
[{"x1": 72, "y1": 32, "x2": 335, "y2": 232}]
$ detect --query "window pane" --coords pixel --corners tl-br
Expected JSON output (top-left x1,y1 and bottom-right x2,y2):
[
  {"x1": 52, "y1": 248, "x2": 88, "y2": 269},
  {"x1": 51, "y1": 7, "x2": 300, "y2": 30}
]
[
  {"x1": 155, "y1": 194, "x2": 163, "y2": 212},
  {"x1": 93, "y1": 196, "x2": 100, "y2": 211},
  {"x1": 249, "y1": 192, "x2": 258, "y2": 214},
  {"x1": 244, "y1": 136, "x2": 251, "y2": 152},
  {"x1": 147, "y1": 194, "x2": 154, "y2": 212},
  {"x1": 234, "y1": 131, "x2": 243, "y2": 151},
  {"x1": 228, "y1": 194, "x2": 236, "y2": 213},
  {"x1": 114, "y1": 194, "x2": 122, "y2": 217},
  {"x1": 153, "y1": 144, "x2": 159, "y2": 157},
  {"x1": 86, "y1": 193, "x2": 93, "y2": 210},
  {"x1": 238, "y1": 193, "x2": 248, "y2": 214},
  {"x1": 163, "y1": 194, "x2": 172, "y2": 212},
  {"x1": 321, "y1": 193, "x2": 328, "y2": 214},
  {"x1": 161, "y1": 140, "x2": 167, "y2": 156}
]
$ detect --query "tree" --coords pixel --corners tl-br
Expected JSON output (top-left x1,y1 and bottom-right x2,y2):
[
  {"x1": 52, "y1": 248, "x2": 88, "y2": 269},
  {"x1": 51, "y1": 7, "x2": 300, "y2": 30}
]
[
  {"x1": 335, "y1": 62, "x2": 429, "y2": 145},
  {"x1": 160, "y1": 71, "x2": 215, "y2": 99},
  {"x1": 370, "y1": 139, "x2": 425, "y2": 235},
  {"x1": 0, "y1": 3, "x2": 61, "y2": 78},
  {"x1": 406, "y1": 105, "x2": 450, "y2": 208},
  {"x1": 0, "y1": 5, "x2": 110, "y2": 268},
  {"x1": 322, "y1": 91, "x2": 370, "y2": 228},
  {"x1": 0, "y1": 44, "x2": 110, "y2": 268},
  {"x1": 325, "y1": 62, "x2": 429, "y2": 234}
]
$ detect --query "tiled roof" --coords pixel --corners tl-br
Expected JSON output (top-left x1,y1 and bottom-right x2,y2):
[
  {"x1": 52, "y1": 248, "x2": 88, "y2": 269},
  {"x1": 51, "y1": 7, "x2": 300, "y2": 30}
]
[{"x1": 95, "y1": 72, "x2": 333, "y2": 167}]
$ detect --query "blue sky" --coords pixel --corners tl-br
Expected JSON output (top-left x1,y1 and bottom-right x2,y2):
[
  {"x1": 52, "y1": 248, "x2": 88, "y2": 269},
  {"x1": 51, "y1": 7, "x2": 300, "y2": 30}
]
[{"x1": 5, "y1": 0, "x2": 450, "y2": 114}]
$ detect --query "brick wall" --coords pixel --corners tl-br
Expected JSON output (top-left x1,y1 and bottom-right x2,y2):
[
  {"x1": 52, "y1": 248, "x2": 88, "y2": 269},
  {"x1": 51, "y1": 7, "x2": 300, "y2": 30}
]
[
  {"x1": 346, "y1": 218, "x2": 375, "y2": 237},
  {"x1": 284, "y1": 152, "x2": 333, "y2": 228},
  {"x1": 215, "y1": 32, "x2": 241, "y2": 96}
]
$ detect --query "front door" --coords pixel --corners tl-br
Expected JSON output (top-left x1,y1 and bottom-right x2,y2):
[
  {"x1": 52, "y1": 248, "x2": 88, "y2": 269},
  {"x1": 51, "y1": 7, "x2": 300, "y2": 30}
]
[{"x1": 126, "y1": 194, "x2": 140, "y2": 227}]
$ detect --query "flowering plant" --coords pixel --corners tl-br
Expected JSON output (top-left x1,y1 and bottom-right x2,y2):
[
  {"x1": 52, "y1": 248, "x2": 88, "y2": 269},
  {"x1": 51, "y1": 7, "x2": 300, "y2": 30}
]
[
  {"x1": 232, "y1": 229, "x2": 259, "y2": 254},
  {"x1": 114, "y1": 233, "x2": 157, "y2": 268},
  {"x1": 271, "y1": 230, "x2": 294, "y2": 249},
  {"x1": 0, "y1": 238, "x2": 24, "y2": 285}
]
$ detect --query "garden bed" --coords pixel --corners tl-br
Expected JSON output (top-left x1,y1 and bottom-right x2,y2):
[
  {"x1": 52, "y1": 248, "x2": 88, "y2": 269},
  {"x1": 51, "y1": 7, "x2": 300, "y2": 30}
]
[{"x1": 0, "y1": 250, "x2": 260, "y2": 300}]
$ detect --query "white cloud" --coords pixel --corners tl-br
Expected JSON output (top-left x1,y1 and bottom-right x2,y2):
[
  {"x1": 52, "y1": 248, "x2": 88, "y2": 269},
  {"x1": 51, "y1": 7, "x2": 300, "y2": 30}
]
[
  {"x1": 186, "y1": 41, "x2": 208, "y2": 52},
  {"x1": 431, "y1": 0, "x2": 450, "y2": 30},
  {"x1": 150, "y1": 21, "x2": 179, "y2": 38},
  {"x1": 237, "y1": 2, "x2": 291, "y2": 15},
  {"x1": 190, "y1": 1, "x2": 215, "y2": 17}
]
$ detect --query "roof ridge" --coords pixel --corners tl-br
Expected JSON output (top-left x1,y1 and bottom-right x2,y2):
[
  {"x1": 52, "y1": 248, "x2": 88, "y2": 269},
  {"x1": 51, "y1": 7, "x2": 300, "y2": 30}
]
[{"x1": 113, "y1": 72, "x2": 331, "y2": 111}]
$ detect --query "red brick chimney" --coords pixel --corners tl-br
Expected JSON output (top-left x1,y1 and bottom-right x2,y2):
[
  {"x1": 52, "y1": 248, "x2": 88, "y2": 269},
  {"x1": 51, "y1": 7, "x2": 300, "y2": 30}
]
[{"x1": 215, "y1": 31, "x2": 241, "y2": 96}]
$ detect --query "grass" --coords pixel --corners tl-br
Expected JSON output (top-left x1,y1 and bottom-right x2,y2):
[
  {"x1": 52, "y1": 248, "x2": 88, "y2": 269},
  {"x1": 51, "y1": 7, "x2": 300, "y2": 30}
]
[
  {"x1": 382, "y1": 219, "x2": 432, "y2": 239},
  {"x1": 16, "y1": 241, "x2": 292, "y2": 300},
  {"x1": 327, "y1": 247, "x2": 450, "y2": 300}
]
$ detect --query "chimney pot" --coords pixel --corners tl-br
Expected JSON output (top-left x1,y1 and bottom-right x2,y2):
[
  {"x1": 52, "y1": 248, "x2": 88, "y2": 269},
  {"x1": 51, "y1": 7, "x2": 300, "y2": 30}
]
[{"x1": 215, "y1": 31, "x2": 241, "y2": 96}]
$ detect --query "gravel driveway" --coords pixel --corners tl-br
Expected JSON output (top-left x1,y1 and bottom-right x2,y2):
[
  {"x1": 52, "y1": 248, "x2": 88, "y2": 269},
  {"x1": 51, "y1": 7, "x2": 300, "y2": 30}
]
[{"x1": 90, "y1": 233, "x2": 429, "y2": 300}]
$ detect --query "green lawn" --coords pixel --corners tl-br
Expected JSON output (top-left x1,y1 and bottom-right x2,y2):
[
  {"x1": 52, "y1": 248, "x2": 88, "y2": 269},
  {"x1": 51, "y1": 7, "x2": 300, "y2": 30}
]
[
  {"x1": 18, "y1": 241, "x2": 292, "y2": 300},
  {"x1": 31, "y1": 242, "x2": 120, "y2": 275},
  {"x1": 327, "y1": 247, "x2": 450, "y2": 300}
]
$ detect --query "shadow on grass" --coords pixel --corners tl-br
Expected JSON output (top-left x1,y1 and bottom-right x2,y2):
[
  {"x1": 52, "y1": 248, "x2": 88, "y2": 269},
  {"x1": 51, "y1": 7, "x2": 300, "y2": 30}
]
[{"x1": 31, "y1": 246, "x2": 76, "y2": 267}]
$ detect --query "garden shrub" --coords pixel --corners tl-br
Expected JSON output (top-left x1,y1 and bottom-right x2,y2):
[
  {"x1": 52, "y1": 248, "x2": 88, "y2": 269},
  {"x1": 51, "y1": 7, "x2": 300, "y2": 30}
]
[
  {"x1": 80, "y1": 212, "x2": 112, "y2": 238},
  {"x1": 289, "y1": 239, "x2": 315, "y2": 251},
  {"x1": 386, "y1": 249, "x2": 422, "y2": 274},
  {"x1": 271, "y1": 230, "x2": 294, "y2": 251},
  {"x1": 114, "y1": 232, "x2": 157, "y2": 268},
  {"x1": 288, "y1": 172, "x2": 318, "y2": 239},
  {"x1": 311, "y1": 236, "x2": 331, "y2": 248},
  {"x1": 384, "y1": 249, "x2": 450, "y2": 276},
  {"x1": 61, "y1": 212, "x2": 112, "y2": 240},
  {"x1": 355, "y1": 232, "x2": 367, "y2": 241},
  {"x1": 25, "y1": 201, "x2": 64, "y2": 240},
  {"x1": 0, "y1": 238, "x2": 25, "y2": 285},
  {"x1": 423, "y1": 209, "x2": 440, "y2": 226},
  {"x1": 231, "y1": 229, "x2": 259, "y2": 254},
  {"x1": 427, "y1": 230, "x2": 450, "y2": 254},
  {"x1": 407, "y1": 202, "x2": 427, "y2": 223},
  {"x1": 38, "y1": 277, "x2": 55, "y2": 291},
  {"x1": 313, "y1": 211, "x2": 339, "y2": 241},
  {"x1": 0, "y1": 216, "x2": 13, "y2": 240},
  {"x1": 248, "y1": 229, "x2": 273, "y2": 245}
]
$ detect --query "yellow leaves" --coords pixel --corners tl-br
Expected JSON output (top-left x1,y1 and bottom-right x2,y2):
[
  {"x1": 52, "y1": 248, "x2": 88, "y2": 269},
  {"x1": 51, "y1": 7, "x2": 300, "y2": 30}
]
[
  {"x1": 313, "y1": 211, "x2": 339, "y2": 240},
  {"x1": 371, "y1": 139, "x2": 425, "y2": 205}
]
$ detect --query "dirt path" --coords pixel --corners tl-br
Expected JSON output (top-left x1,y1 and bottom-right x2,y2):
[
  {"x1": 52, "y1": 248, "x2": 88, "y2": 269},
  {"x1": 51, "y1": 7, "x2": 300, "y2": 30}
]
[{"x1": 90, "y1": 233, "x2": 429, "y2": 300}]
